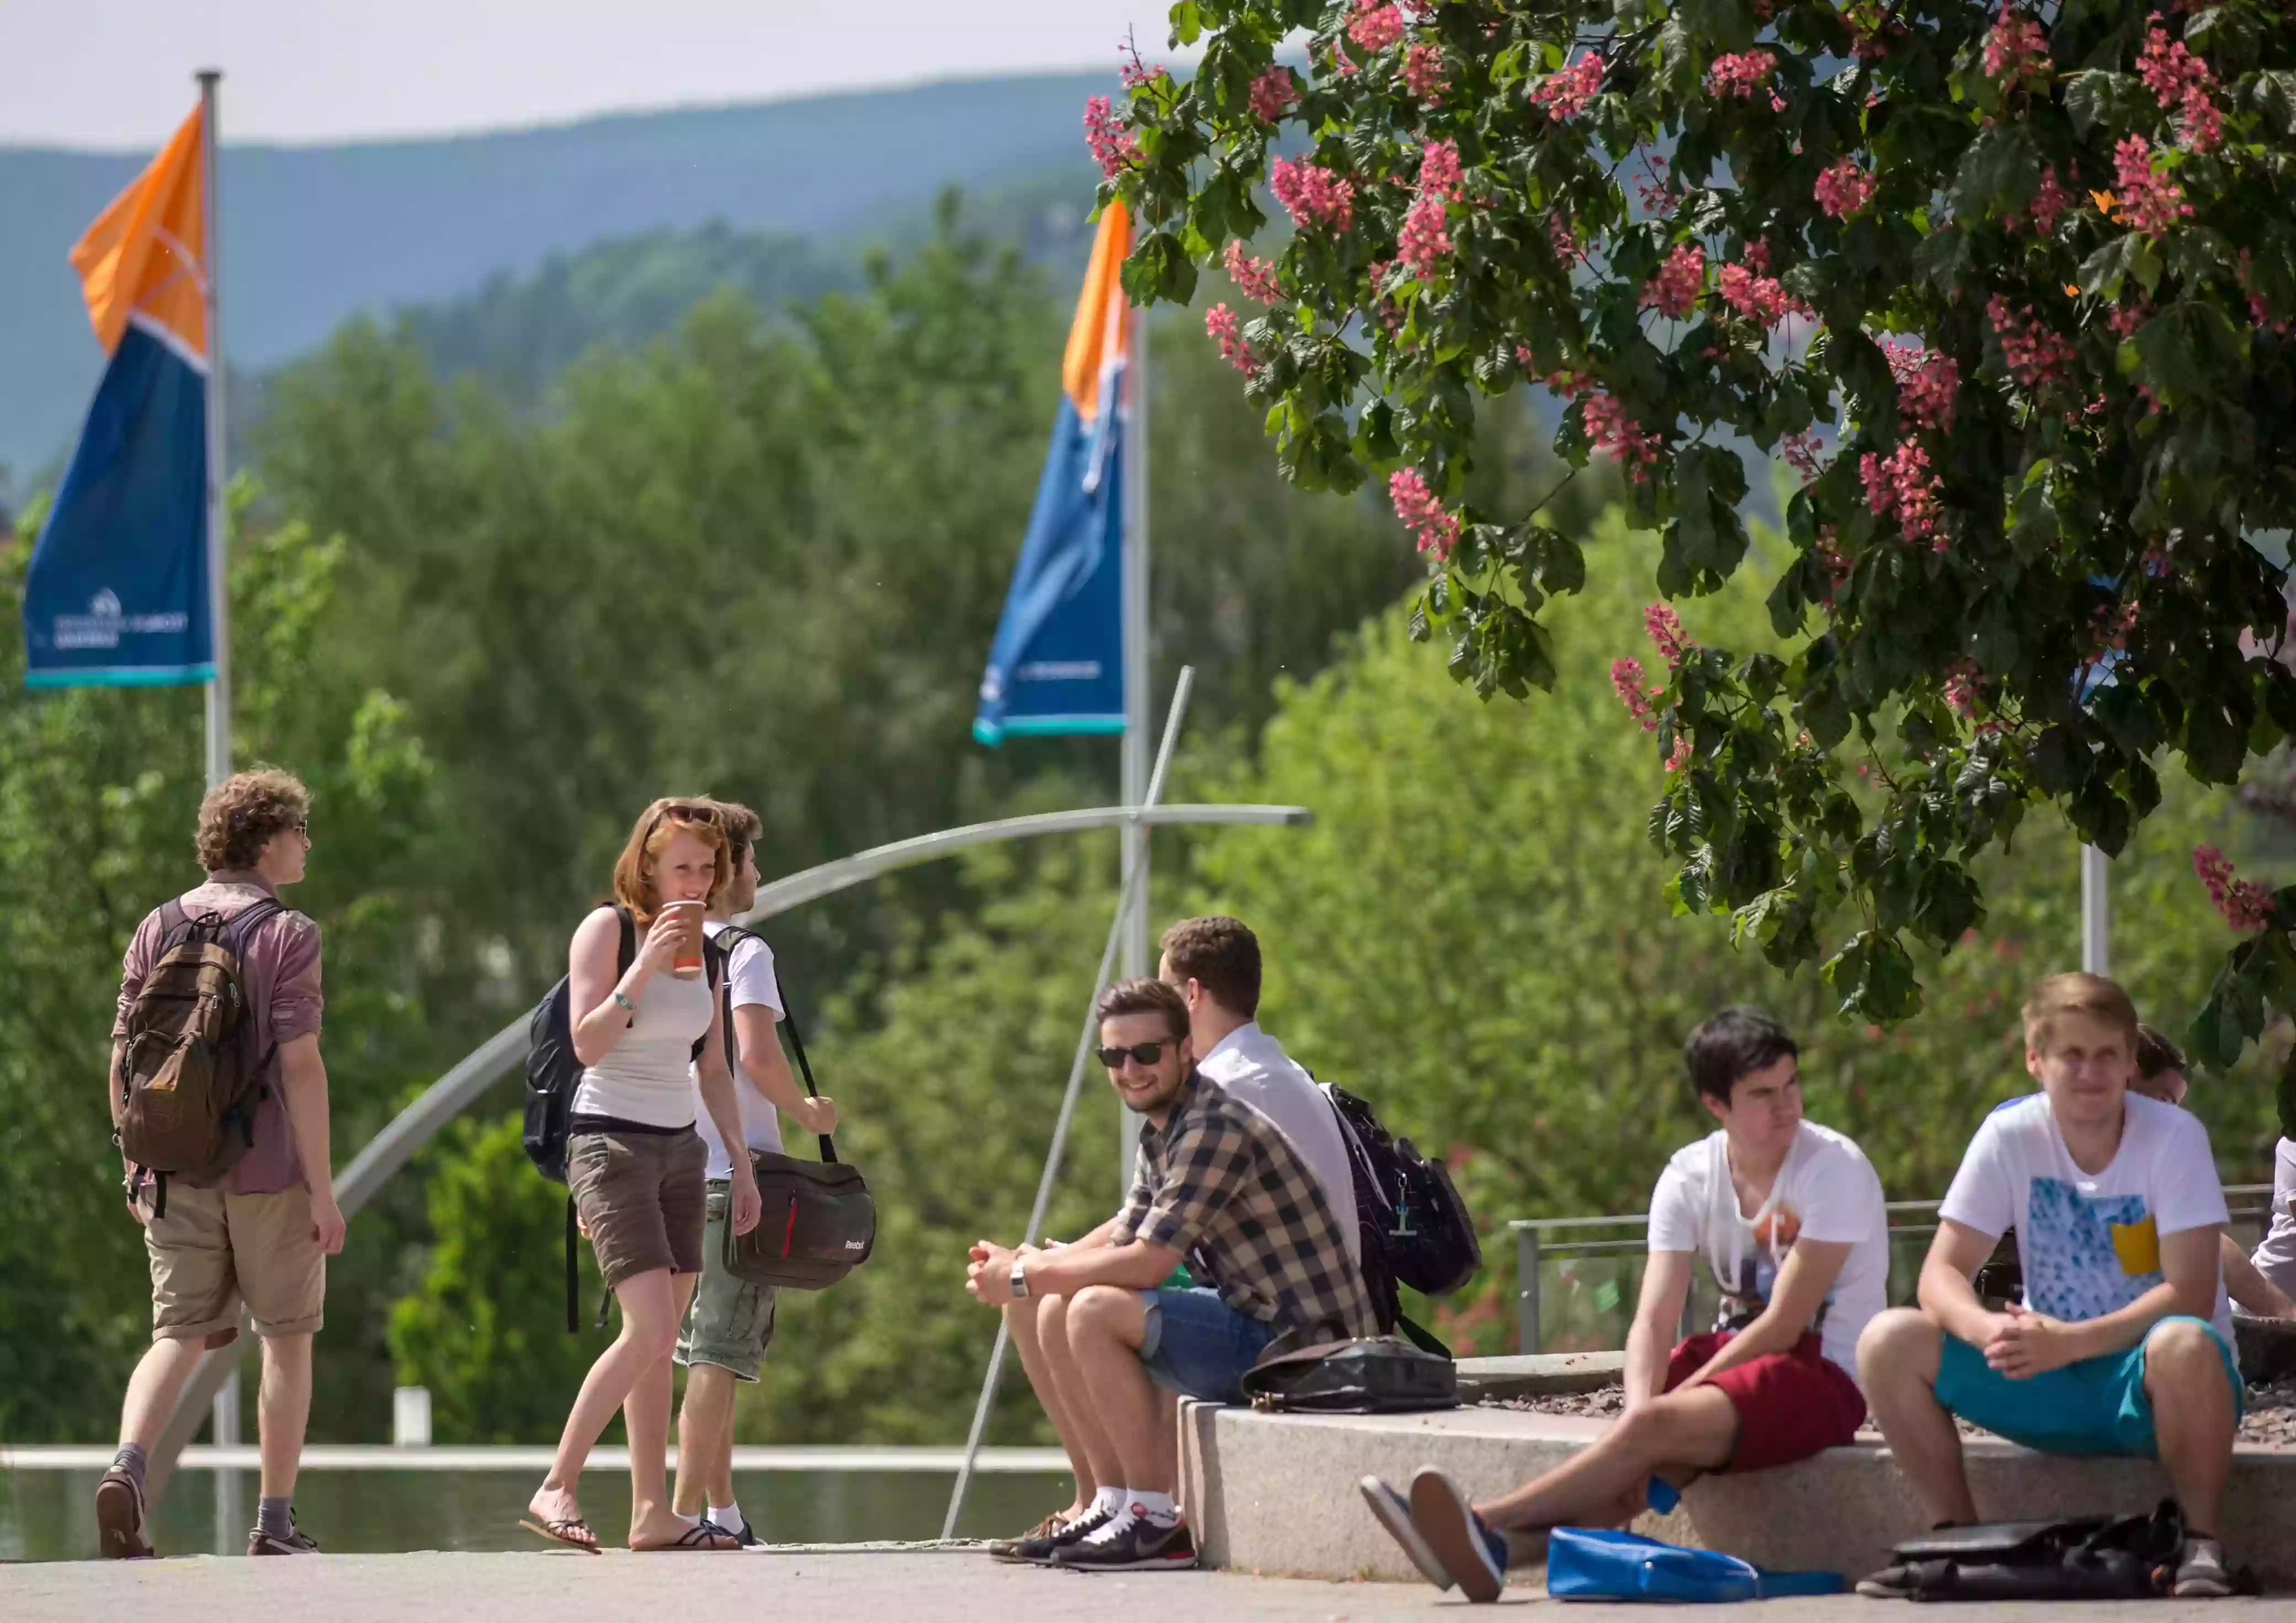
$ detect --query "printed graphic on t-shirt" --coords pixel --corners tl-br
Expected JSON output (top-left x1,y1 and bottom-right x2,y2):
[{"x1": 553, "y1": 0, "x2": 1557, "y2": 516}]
[
  {"x1": 2024, "y1": 1177, "x2": 2162, "y2": 1321},
  {"x1": 1715, "y1": 1204, "x2": 1825, "y2": 1333}
]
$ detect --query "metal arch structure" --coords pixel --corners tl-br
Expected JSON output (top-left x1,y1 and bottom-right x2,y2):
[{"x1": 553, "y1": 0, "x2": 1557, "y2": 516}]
[{"x1": 145, "y1": 797, "x2": 1312, "y2": 1504}]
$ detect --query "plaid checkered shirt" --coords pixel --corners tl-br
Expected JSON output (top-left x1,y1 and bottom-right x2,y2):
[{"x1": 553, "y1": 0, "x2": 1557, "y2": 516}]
[{"x1": 1112, "y1": 1069, "x2": 1377, "y2": 1345}]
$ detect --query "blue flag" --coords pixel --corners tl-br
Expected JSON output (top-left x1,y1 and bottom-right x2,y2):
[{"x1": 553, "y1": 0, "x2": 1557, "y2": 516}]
[{"x1": 974, "y1": 203, "x2": 1131, "y2": 744}]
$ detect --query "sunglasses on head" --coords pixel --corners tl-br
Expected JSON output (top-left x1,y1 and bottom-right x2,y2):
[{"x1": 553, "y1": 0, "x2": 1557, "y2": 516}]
[{"x1": 1096, "y1": 1040, "x2": 1179, "y2": 1069}]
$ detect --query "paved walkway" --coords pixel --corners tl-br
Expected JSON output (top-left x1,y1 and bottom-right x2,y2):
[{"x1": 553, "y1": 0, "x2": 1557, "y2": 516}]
[{"x1": 2, "y1": 1548, "x2": 2290, "y2": 1621}]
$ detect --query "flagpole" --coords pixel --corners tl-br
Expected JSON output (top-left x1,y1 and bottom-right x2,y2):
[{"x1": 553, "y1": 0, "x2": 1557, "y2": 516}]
[
  {"x1": 198, "y1": 68, "x2": 230, "y2": 791},
  {"x1": 1118, "y1": 307, "x2": 1150, "y2": 1193}
]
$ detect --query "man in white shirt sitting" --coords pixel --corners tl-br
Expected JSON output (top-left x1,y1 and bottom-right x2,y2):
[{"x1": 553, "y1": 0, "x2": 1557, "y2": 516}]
[{"x1": 1157, "y1": 915, "x2": 1359, "y2": 1264}]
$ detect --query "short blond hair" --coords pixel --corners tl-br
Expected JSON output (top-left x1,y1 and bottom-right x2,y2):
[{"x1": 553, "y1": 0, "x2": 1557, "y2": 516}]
[
  {"x1": 195, "y1": 768, "x2": 309, "y2": 872},
  {"x1": 2022, "y1": 972, "x2": 2139, "y2": 1054},
  {"x1": 609, "y1": 798, "x2": 730, "y2": 926}
]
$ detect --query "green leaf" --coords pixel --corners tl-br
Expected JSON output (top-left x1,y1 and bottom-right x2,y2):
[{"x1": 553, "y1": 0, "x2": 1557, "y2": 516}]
[{"x1": 1167, "y1": 1, "x2": 1202, "y2": 46}]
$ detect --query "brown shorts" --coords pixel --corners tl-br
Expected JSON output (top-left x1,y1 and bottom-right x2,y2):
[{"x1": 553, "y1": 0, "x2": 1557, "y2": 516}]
[
  {"x1": 567, "y1": 1127, "x2": 708, "y2": 1291},
  {"x1": 145, "y1": 1183, "x2": 326, "y2": 1341}
]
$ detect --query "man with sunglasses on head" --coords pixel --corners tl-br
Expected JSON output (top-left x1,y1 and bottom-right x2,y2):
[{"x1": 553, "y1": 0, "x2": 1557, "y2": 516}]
[{"x1": 968, "y1": 978, "x2": 1375, "y2": 1572}]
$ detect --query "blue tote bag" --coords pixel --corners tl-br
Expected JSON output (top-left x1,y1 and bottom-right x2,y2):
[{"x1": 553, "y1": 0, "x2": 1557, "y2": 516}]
[{"x1": 1546, "y1": 1528, "x2": 1844, "y2": 1603}]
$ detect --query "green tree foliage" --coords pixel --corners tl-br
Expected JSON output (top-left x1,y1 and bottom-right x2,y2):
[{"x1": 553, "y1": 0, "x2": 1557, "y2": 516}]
[
  {"x1": 1186, "y1": 513, "x2": 2277, "y2": 1353},
  {"x1": 1109, "y1": 2, "x2": 2296, "y2": 1055}
]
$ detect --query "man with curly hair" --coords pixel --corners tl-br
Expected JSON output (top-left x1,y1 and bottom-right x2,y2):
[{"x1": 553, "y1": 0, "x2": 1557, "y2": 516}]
[{"x1": 95, "y1": 767, "x2": 344, "y2": 1560}]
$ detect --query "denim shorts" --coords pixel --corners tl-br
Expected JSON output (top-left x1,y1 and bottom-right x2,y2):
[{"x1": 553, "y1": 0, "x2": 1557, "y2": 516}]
[
  {"x1": 1934, "y1": 1314, "x2": 2243, "y2": 1457},
  {"x1": 1138, "y1": 1285, "x2": 1276, "y2": 1404}
]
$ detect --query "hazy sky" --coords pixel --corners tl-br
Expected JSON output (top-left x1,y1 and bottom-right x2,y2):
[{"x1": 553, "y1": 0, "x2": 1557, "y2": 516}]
[{"x1": 0, "y1": 1, "x2": 1176, "y2": 148}]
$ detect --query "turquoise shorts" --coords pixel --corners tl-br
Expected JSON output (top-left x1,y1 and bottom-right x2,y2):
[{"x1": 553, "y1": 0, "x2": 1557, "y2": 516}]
[{"x1": 1934, "y1": 1315, "x2": 2242, "y2": 1457}]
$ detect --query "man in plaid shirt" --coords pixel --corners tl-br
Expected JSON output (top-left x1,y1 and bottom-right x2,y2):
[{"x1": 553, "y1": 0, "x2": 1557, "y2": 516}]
[{"x1": 969, "y1": 977, "x2": 1373, "y2": 1572}]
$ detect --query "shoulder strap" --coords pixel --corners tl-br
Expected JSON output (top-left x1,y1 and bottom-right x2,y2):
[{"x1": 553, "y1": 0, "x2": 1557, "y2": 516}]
[
  {"x1": 225, "y1": 896, "x2": 285, "y2": 948},
  {"x1": 613, "y1": 906, "x2": 635, "y2": 975},
  {"x1": 720, "y1": 924, "x2": 836, "y2": 1165}
]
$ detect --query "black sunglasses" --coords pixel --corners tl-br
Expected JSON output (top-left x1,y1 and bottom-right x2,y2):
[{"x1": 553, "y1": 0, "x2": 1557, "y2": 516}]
[{"x1": 1096, "y1": 1040, "x2": 1176, "y2": 1069}]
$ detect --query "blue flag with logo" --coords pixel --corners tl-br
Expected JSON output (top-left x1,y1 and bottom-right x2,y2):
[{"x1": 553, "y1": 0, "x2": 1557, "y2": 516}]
[
  {"x1": 23, "y1": 104, "x2": 215, "y2": 688},
  {"x1": 973, "y1": 203, "x2": 1131, "y2": 745}
]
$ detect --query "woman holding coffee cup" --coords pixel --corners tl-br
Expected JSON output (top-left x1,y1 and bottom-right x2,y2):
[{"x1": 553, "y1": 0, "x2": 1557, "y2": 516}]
[{"x1": 525, "y1": 798, "x2": 763, "y2": 1554}]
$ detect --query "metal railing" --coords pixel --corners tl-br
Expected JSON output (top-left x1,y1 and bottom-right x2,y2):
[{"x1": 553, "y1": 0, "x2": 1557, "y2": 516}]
[{"x1": 1510, "y1": 1184, "x2": 2279, "y2": 1355}]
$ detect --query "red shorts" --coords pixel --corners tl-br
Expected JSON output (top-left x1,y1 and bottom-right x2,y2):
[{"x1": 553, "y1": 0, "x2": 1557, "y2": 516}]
[{"x1": 1662, "y1": 1331, "x2": 1866, "y2": 1473}]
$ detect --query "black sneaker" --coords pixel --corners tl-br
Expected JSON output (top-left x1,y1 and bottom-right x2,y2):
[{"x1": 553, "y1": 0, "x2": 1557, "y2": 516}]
[
  {"x1": 997, "y1": 1505, "x2": 1112, "y2": 1565},
  {"x1": 1407, "y1": 1468, "x2": 1505, "y2": 1603},
  {"x1": 1052, "y1": 1512, "x2": 1197, "y2": 1572},
  {"x1": 247, "y1": 1520, "x2": 321, "y2": 1556}
]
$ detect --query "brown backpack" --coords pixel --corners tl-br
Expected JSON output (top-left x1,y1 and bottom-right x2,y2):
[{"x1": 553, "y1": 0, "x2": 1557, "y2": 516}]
[{"x1": 117, "y1": 899, "x2": 283, "y2": 1212}]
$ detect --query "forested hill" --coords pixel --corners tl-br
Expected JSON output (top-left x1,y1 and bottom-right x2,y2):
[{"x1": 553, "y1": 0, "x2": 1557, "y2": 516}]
[{"x1": 0, "y1": 71, "x2": 1108, "y2": 481}]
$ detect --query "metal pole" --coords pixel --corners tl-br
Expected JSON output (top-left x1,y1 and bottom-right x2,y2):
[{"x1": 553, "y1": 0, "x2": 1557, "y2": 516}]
[
  {"x1": 1119, "y1": 308, "x2": 1151, "y2": 1193},
  {"x1": 197, "y1": 68, "x2": 231, "y2": 791},
  {"x1": 1515, "y1": 1224, "x2": 1543, "y2": 1355},
  {"x1": 2081, "y1": 845, "x2": 2110, "y2": 976},
  {"x1": 942, "y1": 667, "x2": 1193, "y2": 1543}
]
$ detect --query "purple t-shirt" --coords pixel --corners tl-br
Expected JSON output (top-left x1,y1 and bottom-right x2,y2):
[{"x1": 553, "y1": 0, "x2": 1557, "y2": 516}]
[{"x1": 114, "y1": 871, "x2": 325, "y2": 1194}]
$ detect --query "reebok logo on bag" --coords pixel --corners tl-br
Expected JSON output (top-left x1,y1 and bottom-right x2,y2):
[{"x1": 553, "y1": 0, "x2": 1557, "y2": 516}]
[{"x1": 117, "y1": 900, "x2": 284, "y2": 1216}]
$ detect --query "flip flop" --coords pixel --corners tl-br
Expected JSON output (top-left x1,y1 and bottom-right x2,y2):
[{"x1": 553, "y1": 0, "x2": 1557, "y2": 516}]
[
  {"x1": 520, "y1": 1516, "x2": 603, "y2": 1555},
  {"x1": 633, "y1": 1519, "x2": 741, "y2": 1552}
]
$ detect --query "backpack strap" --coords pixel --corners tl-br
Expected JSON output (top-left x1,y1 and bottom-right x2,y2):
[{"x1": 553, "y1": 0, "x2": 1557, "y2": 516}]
[{"x1": 720, "y1": 924, "x2": 836, "y2": 1164}]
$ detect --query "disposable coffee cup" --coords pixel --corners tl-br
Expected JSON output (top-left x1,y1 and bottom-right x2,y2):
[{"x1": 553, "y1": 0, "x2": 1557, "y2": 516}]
[{"x1": 666, "y1": 901, "x2": 705, "y2": 979}]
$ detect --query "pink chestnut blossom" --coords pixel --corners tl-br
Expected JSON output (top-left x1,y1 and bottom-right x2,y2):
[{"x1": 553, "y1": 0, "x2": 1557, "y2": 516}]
[
  {"x1": 2194, "y1": 845, "x2": 2276, "y2": 932},
  {"x1": 1716, "y1": 262, "x2": 1803, "y2": 329},
  {"x1": 1223, "y1": 240, "x2": 1283, "y2": 305},
  {"x1": 1884, "y1": 343, "x2": 1959, "y2": 433},
  {"x1": 1612, "y1": 657, "x2": 1659, "y2": 731},
  {"x1": 1402, "y1": 44, "x2": 1449, "y2": 104},
  {"x1": 1247, "y1": 66, "x2": 1300, "y2": 124},
  {"x1": 1986, "y1": 295, "x2": 2079, "y2": 391},
  {"x1": 1532, "y1": 54, "x2": 1604, "y2": 119},
  {"x1": 2112, "y1": 136, "x2": 2192, "y2": 236},
  {"x1": 1644, "y1": 601, "x2": 1692, "y2": 668},
  {"x1": 1860, "y1": 441, "x2": 1944, "y2": 547},
  {"x1": 1204, "y1": 304, "x2": 1255, "y2": 374},
  {"x1": 1644, "y1": 243, "x2": 1705, "y2": 320},
  {"x1": 1582, "y1": 393, "x2": 1663, "y2": 482},
  {"x1": 2027, "y1": 166, "x2": 2071, "y2": 236},
  {"x1": 1347, "y1": 0, "x2": 1406, "y2": 55},
  {"x1": 1706, "y1": 50, "x2": 1778, "y2": 100},
  {"x1": 1814, "y1": 158, "x2": 1877, "y2": 219},
  {"x1": 1397, "y1": 194, "x2": 1454, "y2": 279},
  {"x1": 1782, "y1": 429, "x2": 1827, "y2": 478},
  {"x1": 1981, "y1": 10, "x2": 2050, "y2": 86},
  {"x1": 1271, "y1": 157, "x2": 1357, "y2": 232},
  {"x1": 1388, "y1": 467, "x2": 1461, "y2": 557},
  {"x1": 1082, "y1": 96, "x2": 1139, "y2": 179},
  {"x1": 2140, "y1": 18, "x2": 2224, "y2": 153},
  {"x1": 1665, "y1": 733, "x2": 1693, "y2": 772}
]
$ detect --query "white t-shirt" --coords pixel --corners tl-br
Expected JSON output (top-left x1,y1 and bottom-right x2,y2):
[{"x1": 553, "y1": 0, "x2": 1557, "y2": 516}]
[
  {"x1": 689, "y1": 919, "x2": 786, "y2": 1179},
  {"x1": 1647, "y1": 1120, "x2": 1889, "y2": 1383},
  {"x1": 1941, "y1": 1092, "x2": 2231, "y2": 1342},
  {"x1": 1197, "y1": 1023, "x2": 1360, "y2": 1263},
  {"x1": 2250, "y1": 1137, "x2": 2296, "y2": 1297}
]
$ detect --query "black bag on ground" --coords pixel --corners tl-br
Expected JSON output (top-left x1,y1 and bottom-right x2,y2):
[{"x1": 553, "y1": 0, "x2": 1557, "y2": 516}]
[
  {"x1": 713, "y1": 928, "x2": 875, "y2": 1290},
  {"x1": 1878, "y1": 1502, "x2": 2231, "y2": 1600},
  {"x1": 523, "y1": 905, "x2": 634, "y2": 1332},
  {"x1": 1318, "y1": 1081, "x2": 1480, "y2": 1356},
  {"x1": 1240, "y1": 1335, "x2": 1459, "y2": 1414}
]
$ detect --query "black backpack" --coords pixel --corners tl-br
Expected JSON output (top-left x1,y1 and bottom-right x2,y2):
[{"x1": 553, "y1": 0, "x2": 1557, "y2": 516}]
[
  {"x1": 1877, "y1": 1502, "x2": 2255, "y2": 1600},
  {"x1": 523, "y1": 906, "x2": 634, "y2": 1331},
  {"x1": 1322, "y1": 1082, "x2": 1482, "y2": 1344}
]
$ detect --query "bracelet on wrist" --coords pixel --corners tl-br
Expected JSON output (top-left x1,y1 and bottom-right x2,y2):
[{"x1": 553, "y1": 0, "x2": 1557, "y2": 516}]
[{"x1": 612, "y1": 989, "x2": 637, "y2": 1014}]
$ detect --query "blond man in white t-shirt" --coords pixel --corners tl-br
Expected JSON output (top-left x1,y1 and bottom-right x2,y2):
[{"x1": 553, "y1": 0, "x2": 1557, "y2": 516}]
[
  {"x1": 669, "y1": 802, "x2": 837, "y2": 1547},
  {"x1": 1856, "y1": 974, "x2": 2239, "y2": 1600}
]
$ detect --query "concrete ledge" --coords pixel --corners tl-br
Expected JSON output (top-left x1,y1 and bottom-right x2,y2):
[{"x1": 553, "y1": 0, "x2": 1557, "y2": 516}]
[
  {"x1": 1180, "y1": 1401, "x2": 2296, "y2": 1588},
  {"x1": 1453, "y1": 1350, "x2": 1624, "y2": 1401}
]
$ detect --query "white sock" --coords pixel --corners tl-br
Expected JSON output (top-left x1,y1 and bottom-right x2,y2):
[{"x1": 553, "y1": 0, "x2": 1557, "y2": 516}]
[
  {"x1": 1127, "y1": 1489, "x2": 1179, "y2": 1528},
  {"x1": 709, "y1": 1502, "x2": 743, "y2": 1531},
  {"x1": 1089, "y1": 1486, "x2": 1125, "y2": 1518}
]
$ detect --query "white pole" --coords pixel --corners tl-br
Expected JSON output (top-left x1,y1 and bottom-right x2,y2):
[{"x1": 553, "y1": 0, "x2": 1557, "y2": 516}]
[
  {"x1": 198, "y1": 68, "x2": 230, "y2": 792},
  {"x1": 1118, "y1": 308, "x2": 1151, "y2": 1193},
  {"x1": 2081, "y1": 844, "x2": 2110, "y2": 976},
  {"x1": 940, "y1": 668, "x2": 1195, "y2": 1542}
]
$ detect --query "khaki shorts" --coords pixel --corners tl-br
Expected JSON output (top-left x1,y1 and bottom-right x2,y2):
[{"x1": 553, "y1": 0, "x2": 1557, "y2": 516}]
[
  {"x1": 567, "y1": 1127, "x2": 708, "y2": 1292},
  {"x1": 145, "y1": 1183, "x2": 325, "y2": 1341},
  {"x1": 676, "y1": 1179, "x2": 779, "y2": 1381}
]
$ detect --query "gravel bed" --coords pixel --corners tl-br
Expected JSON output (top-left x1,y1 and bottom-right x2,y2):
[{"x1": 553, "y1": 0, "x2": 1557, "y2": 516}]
[{"x1": 1487, "y1": 1377, "x2": 2296, "y2": 1446}]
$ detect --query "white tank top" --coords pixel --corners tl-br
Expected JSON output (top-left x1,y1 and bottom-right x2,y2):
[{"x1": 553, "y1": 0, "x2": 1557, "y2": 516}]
[{"x1": 572, "y1": 945, "x2": 713, "y2": 1129}]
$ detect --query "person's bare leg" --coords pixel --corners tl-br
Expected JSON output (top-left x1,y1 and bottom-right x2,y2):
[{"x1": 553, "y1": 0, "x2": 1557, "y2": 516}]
[
  {"x1": 1064, "y1": 1286, "x2": 1165, "y2": 1493},
  {"x1": 1037, "y1": 1292, "x2": 1125, "y2": 1496},
  {"x1": 118, "y1": 1336, "x2": 207, "y2": 1449},
  {"x1": 1473, "y1": 1387, "x2": 1736, "y2": 1532},
  {"x1": 1003, "y1": 1292, "x2": 1098, "y2": 1513},
  {"x1": 1156, "y1": 1387, "x2": 1181, "y2": 1509},
  {"x1": 674, "y1": 1363, "x2": 738, "y2": 1519},
  {"x1": 1858, "y1": 1308, "x2": 1979, "y2": 1526},
  {"x1": 530, "y1": 1267, "x2": 681, "y2": 1539},
  {"x1": 626, "y1": 1273, "x2": 704, "y2": 1547},
  {"x1": 254, "y1": 1333, "x2": 314, "y2": 1499},
  {"x1": 2145, "y1": 1319, "x2": 2235, "y2": 1536}
]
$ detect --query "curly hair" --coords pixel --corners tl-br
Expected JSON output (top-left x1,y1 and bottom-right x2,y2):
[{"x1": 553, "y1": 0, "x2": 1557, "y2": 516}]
[
  {"x1": 196, "y1": 768, "x2": 311, "y2": 872},
  {"x1": 609, "y1": 797, "x2": 730, "y2": 925}
]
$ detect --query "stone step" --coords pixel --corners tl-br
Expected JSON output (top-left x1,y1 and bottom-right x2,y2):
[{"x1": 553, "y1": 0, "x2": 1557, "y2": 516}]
[{"x1": 1180, "y1": 1399, "x2": 2296, "y2": 1588}]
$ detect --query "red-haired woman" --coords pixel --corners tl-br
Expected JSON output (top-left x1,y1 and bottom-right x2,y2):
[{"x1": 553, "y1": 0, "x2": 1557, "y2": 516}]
[{"x1": 525, "y1": 799, "x2": 761, "y2": 1552}]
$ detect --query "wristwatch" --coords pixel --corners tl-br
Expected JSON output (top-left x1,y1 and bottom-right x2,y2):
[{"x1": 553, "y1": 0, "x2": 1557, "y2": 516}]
[{"x1": 1009, "y1": 1257, "x2": 1030, "y2": 1300}]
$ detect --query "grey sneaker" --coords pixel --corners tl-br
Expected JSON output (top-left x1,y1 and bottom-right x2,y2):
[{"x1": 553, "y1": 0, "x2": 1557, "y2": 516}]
[
  {"x1": 248, "y1": 1519, "x2": 320, "y2": 1556},
  {"x1": 2172, "y1": 1537, "x2": 2234, "y2": 1599},
  {"x1": 1407, "y1": 1468, "x2": 1506, "y2": 1603},
  {"x1": 1358, "y1": 1476, "x2": 1452, "y2": 1590}
]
